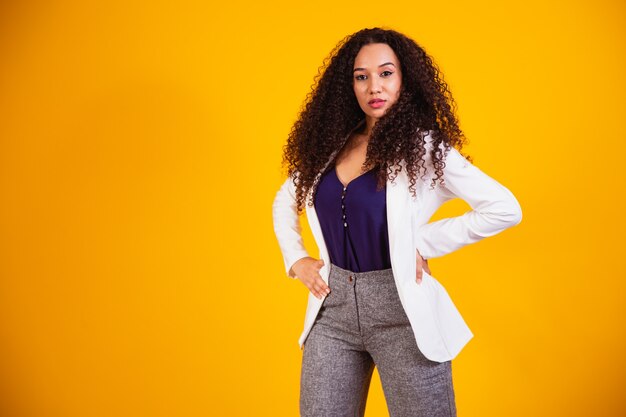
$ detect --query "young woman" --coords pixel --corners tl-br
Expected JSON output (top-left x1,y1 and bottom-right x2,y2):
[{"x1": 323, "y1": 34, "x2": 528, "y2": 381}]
[{"x1": 272, "y1": 27, "x2": 522, "y2": 417}]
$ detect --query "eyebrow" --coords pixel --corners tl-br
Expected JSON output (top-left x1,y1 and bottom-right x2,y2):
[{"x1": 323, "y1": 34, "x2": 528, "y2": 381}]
[{"x1": 353, "y1": 62, "x2": 396, "y2": 73}]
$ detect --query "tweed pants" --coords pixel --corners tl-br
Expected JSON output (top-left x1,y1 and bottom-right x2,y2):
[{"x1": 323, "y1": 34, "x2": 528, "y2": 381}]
[{"x1": 300, "y1": 263, "x2": 457, "y2": 417}]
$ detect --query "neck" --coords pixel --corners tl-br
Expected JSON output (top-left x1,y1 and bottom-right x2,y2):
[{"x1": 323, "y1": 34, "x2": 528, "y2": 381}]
[{"x1": 362, "y1": 116, "x2": 377, "y2": 137}]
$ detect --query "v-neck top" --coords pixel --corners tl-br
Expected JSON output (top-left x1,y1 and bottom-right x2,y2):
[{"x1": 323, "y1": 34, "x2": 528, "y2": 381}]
[{"x1": 313, "y1": 163, "x2": 391, "y2": 272}]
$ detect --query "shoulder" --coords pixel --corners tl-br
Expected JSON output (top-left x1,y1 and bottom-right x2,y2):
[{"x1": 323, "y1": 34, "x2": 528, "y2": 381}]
[{"x1": 420, "y1": 128, "x2": 469, "y2": 168}]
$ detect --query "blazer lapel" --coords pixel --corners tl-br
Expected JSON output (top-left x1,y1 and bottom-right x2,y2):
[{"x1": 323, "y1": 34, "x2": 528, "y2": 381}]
[{"x1": 385, "y1": 160, "x2": 410, "y2": 260}]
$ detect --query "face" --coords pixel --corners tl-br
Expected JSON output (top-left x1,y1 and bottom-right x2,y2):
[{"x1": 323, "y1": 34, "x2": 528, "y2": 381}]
[{"x1": 352, "y1": 42, "x2": 403, "y2": 122}]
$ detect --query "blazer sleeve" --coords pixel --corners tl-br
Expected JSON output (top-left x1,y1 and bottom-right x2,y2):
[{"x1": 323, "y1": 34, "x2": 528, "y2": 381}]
[
  {"x1": 272, "y1": 174, "x2": 311, "y2": 278},
  {"x1": 413, "y1": 145, "x2": 523, "y2": 260}
]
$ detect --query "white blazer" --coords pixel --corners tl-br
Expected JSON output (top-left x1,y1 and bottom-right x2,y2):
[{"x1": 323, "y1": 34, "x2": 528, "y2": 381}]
[{"x1": 272, "y1": 124, "x2": 523, "y2": 363}]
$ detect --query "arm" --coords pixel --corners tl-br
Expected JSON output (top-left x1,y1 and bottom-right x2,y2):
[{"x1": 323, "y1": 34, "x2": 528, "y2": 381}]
[
  {"x1": 414, "y1": 145, "x2": 523, "y2": 260},
  {"x1": 272, "y1": 174, "x2": 310, "y2": 278}
]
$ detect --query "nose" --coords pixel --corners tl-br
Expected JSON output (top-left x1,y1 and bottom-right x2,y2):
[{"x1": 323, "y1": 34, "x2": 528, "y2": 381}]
[{"x1": 368, "y1": 77, "x2": 382, "y2": 93}]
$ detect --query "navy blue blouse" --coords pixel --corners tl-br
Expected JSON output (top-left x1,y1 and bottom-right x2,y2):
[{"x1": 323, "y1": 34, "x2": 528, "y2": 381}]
[{"x1": 313, "y1": 164, "x2": 392, "y2": 272}]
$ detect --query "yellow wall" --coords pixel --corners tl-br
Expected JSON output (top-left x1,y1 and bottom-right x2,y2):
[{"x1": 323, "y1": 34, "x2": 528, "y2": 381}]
[{"x1": 0, "y1": 1, "x2": 624, "y2": 416}]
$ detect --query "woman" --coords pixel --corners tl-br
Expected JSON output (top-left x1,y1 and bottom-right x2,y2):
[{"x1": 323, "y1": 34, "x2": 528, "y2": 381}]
[{"x1": 272, "y1": 27, "x2": 522, "y2": 417}]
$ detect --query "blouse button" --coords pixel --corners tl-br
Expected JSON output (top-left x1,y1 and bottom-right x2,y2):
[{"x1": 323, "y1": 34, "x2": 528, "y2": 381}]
[{"x1": 343, "y1": 222, "x2": 347, "y2": 227}]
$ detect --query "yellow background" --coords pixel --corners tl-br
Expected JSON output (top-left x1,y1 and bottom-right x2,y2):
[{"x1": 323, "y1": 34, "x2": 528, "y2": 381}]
[{"x1": 0, "y1": 1, "x2": 624, "y2": 416}]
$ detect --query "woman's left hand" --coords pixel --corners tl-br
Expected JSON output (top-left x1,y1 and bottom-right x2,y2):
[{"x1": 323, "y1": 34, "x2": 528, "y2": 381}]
[{"x1": 416, "y1": 249, "x2": 430, "y2": 284}]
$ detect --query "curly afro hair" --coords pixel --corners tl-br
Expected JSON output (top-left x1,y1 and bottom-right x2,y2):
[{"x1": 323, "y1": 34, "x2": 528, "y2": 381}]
[{"x1": 281, "y1": 26, "x2": 472, "y2": 213}]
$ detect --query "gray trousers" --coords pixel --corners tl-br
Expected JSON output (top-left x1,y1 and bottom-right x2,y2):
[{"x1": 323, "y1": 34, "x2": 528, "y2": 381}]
[{"x1": 300, "y1": 263, "x2": 457, "y2": 417}]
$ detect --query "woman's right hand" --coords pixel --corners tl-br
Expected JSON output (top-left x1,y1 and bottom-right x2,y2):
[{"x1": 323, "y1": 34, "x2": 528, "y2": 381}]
[{"x1": 291, "y1": 257, "x2": 331, "y2": 300}]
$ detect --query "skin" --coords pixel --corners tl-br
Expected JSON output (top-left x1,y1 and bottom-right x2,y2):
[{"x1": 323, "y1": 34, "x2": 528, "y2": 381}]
[{"x1": 292, "y1": 43, "x2": 430, "y2": 299}]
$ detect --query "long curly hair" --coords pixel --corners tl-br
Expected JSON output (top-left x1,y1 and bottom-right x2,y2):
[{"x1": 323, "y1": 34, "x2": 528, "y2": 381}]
[{"x1": 281, "y1": 27, "x2": 472, "y2": 213}]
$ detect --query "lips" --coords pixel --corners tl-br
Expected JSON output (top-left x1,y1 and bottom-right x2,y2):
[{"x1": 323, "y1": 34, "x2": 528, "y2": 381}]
[{"x1": 368, "y1": 99, "x2": 386, "y2": 109}]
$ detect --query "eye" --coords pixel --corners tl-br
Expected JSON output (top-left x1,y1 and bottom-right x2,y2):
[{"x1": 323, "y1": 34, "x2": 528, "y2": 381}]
[{"x1": 355, "y1": 71, "x2": 393, "y2": 81}]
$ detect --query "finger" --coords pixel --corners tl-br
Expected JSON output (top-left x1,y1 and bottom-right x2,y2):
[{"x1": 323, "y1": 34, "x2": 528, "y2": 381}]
[
  {"x1": 300, "y1": 277, "x2": 313, "y2": 297},
  {"x1": 416, "y1": 251, "x2": 427, "y2": 277},
  {"x1": 316, "y1": 281, "x2": 330, "y2": 297},
  {"x1": 416, "y1": 262, "x2": 423, "y2": 284},
  {"x1": 313, "y1": 281, "x2": 329, "y2": 298},
  {"x1": 308, "y1": 281, "x2": 320, "y2": 299},
  {"x1": 314, "y1": 273, "x2": 329, "y2": 289},
  {"x1": 316, "y1": 278, "x2": 330, "y2": 294},
  {"x1": 313, "y1": 271, "x2": 329, "y2": 292},
  {"x1": 308, "y1": 281, "x2": 322, "y2": 299}
]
